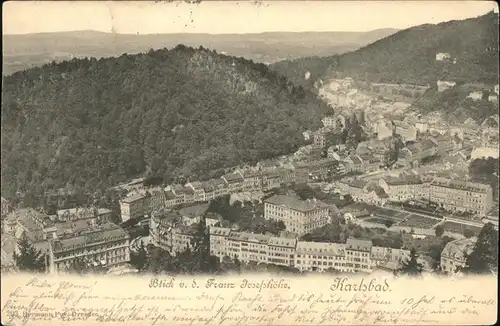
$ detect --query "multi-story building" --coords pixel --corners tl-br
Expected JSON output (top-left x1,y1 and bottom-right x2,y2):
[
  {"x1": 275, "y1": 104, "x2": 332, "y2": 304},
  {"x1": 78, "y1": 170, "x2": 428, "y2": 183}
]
[
  {"x1": 264, "y1": 195, "x2": 330, "y2": 235},
  {"x1": 440, "y1": 237, "x2": 476, "y2": 274},
  {"x1": 322, "y1": 116, "x2": 336, "y2": 128},
  {"x1": 183, "y1": 187, "x2": 195, "y2": 204},
  {"x1": 430, "y1": 133, "x2": 455, "y2": 154},
  {"x1": 228, "y1": 231, "x2": 270, "y2": 264},
  {"x1": 429, "y1": 177, "x2": 493, "y2": 215},
  {"x1": 164, "y1": 190, "x2": 178, "y2": 208},
  {"x1": 327, "y1": 147, "x2": 342, "y2": 160},
  {"x1": 293, "y1": 162, "x2": 310, "y2": 184},
  {"x1": 277, "y1": 168, "x2": 296, "y2": 185},
  {"x1": 309, "y1": 158, "x2": 340, "y2": 181},
  {"x1": 420, "y1": 139, "x2": 439, "y2": 159},
  {"x1": 359, "y1": 155, "x2": 382, "y2": 173},
  {"x1": 149, "y1": 209, "x2": 183, "y2": 251},
  {"x1": 170, "y1": 225, "x2": 197, "y2": 254},
  {"x1": 292, "y1": 158, "x2": 338, "y2": 183},
  {"x1": 345, "y1": 238, "x2": 373, "y2": 273},
  {"x1": 393, "y1": 120, "x2": 417, "y2": 142},
  {"x1": 209, "y1": 228, "x2": 409, "y2": 274},
  {"x1": 209, "y1": 227, "x2": 232, "y2": 259},
  {"x1": 267, "y1": 237, "x2": 297, "y2": 267},
  {"x1": 222, "y1": 172, "x2": 244, "y2": 192},
  {"x1": 415, "y1": 121, "x2": 429, "y2": 134},
  {"x1": 343, "y1": 155, "x2": 364, "y2": 173},
  {"x1": 294, "y1": 241, "x2": 346, "y2": 272},
  {"x1": 237, "y1": 170, "x2": 262, "y2": 191},
  {"x1": 148, "y1": 189, "x2": 167, "y2": 213},
  {"x1": 313, "y1": 127, "x2": 334, "y2": 148},
  {"x1": 47, "y1": 222, "x2": 130, "y2": 274},
  {"x1": 170, "y1": 184, "x2": 186, "y2": 201},
  {"x1": 203, "y1": 178, "x2": 229, "y2": 200},
  {"x1": 56, "y1": 207, "x2": 111, "y2": 223},
  {"x1": 185, "y1": 181, "x2": 206, "y2": 202},
  {"x1": 119, "y1": 193, "x2": 149, "y2": 222},
  {"x1": 371, "y1": 246, "x2": 410, "y2": 267},
  {"x1": 262, "y1": 170, "x2": 283, "y2": 191},
  {"x1": 336, "y1": 178, "x2": 371, "y2": 202},
  {"x1": 378, "y1": 176, "x2": 427, "y2": 202}
]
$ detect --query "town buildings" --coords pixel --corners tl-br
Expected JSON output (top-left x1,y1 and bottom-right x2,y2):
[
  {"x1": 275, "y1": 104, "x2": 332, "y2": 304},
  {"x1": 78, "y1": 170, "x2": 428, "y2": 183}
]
[
  {"x1": 440, "y1": 237, "x2": 476, "y2": 274},
  {"x1": 264, "y1": 195, "x2": 330, "y2": 235},
  {"x1": 47, "y1": 222, "x2": 130, "y2": 274},
  {"x1": 322, "y1": 116, "x2": 336, "y2": 128},
  {"x1": 294, "y1": 241, "x2": 346, "y2": 272},
  {"x1": 313, "y1": 127, "x2": 333, "y2": 148},
  {"x1": 345, "y1": 238, "x2": 373, "y2": 273},
  {"x1": 56, "y1": 207, "x2": 112, "y2": 223},
  {"x1": 393, "y1": 120, "x2": 417, "y2": 142},
  {"x1": 429, "y1": 177, "x2": 493, "y2": 215},
  {"x1": 378, "y1": 176, "x2": 427, "y2": 202},
  {"x1": 119, "y1": 193, "x2": 149, "y2": 222},
  {"x1": 209, "y1": 227, "x2": 409, "y2": 274},
  {"x1": 149, "y1": 209, "x2": 184, "y2": 252}
]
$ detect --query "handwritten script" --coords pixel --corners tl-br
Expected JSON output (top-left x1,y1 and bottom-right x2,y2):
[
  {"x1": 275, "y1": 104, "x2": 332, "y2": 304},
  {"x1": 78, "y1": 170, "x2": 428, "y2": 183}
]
[{"x1": 1, "y1": 274, "x2": 497, "y2": 325}]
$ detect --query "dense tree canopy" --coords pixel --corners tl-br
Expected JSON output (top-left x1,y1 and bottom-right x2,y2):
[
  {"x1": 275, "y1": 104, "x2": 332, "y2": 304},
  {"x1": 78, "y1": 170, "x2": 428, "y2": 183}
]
[
  {"x1": 397, "y1": 248, "x2": 424, "y2": 277},
  {"x1": 461, "y1": 223, "x2": 498, "y2": 275},
  {"x1": 272, "y1": 12, "x2": 498, "y2": 87},
  {"x1": 1, "y1": 45, "x2": 329, "y2": 200},
  {"x1": 12, "y1": 232, "x2": 46, "y2": 272}
]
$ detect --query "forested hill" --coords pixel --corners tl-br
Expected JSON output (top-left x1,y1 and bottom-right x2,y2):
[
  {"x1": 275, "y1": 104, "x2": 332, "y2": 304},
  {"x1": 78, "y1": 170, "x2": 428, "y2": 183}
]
[
  {"x1": 271, "y1": 11, "x2": 499, "y2": 88},
  {"x1": 1, "y1": 45, "x2": 329, "y2": 198}
]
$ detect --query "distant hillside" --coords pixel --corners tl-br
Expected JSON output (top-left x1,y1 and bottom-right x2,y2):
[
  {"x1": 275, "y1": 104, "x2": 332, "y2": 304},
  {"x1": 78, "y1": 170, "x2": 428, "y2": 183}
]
[
  {"x1": 271, "y1": 12, "x2": 499, "y2": 88},
  {"x1": 2, "y1": 29, "x2": 398, "y2": 75},
  {"x1": 1, "y1": 45, "x2": 330, "y2": 199}
]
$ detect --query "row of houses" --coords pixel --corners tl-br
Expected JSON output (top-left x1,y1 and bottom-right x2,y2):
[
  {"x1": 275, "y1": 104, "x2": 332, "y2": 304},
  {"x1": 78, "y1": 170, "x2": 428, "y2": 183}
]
[
  {"x1": 149, "y1": 206, "x2": 409, "y2": 274},
  {"x1": 335, "y1": 175, "x2": 494, "y2": 216},
  {"x1": 120, "y1": 158, "x2": 352, "y2": 222},
  {"x1": 210, "y1": 228, "x2": 409, "y2": 274}
]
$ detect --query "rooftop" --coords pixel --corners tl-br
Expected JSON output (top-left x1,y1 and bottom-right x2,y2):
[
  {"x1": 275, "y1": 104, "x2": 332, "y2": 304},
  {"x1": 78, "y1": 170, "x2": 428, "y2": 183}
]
[
  {"x1": 187, "y1": 181, "x2": 203, "y2": 189},
  {"x1": 383, "y1": 175, "x2": 422, "y2": 186},
  {"x1": 152, "y1": 209, "x2": 182, "y2": 224},
  {"x1": 431, "y1": 177, "x2": 492, "y2": 193},
  {"x1": 178, "y1": 203, "x2": 210, "y2": 218},
  {"x1": 347, "y1": 179, "x2": 369, "y2": 189},
  {"x1": 171, "y1": 184, "x2": 185, "y2": 194},
  {"x1": 121, "y1": 193, "x2": 147, "y2": 204},
  {"x1": 264, "y1": 195, "x2": 329, "y2": 213},
  {"x1": 222, "y1": 173, "x2": 244, "y2": 183},
  {"x1": 50, "y1": 223, "x2": 129, "y2": 253},
  {"x1": 165, "y1": 190, "x2": 176, "y2": 200},
  {"x1": 228, "y1": 231, "x2": 271, "y2": 244},
  {"x1": 210, "y1": 227, "x2": 232, "y2": 236},
  {"x1": 268, "y1": 237, "x2": 297, "y2": 248},
  {"x1": 346, "y1": 238, "x2": 373, "y2": 252},
  {"x1": 441, "y1": 238, "x2": 477, "y2": 262},
  {"x1": 350, "y1": 155, "x2": 363, "y2": 165},
  {"x1": 295, "y1": 241, "x2": 345, "y2": 256}
]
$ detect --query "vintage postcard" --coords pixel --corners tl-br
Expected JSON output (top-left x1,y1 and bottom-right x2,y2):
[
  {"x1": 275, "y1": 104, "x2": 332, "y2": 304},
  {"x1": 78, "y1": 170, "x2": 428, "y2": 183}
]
[{"x1": 1, "y1": 1, "x2": 499, "y2": 325}]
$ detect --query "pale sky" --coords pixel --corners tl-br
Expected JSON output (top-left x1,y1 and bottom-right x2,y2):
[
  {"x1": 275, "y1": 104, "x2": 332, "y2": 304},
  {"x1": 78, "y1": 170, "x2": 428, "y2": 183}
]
[{"x1": 3, "y1": 1, "x2": 498, "y2": 35}]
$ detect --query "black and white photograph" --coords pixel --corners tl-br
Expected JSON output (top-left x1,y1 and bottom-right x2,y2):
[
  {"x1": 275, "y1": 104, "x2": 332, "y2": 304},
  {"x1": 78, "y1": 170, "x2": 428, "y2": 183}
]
[{"x1": 1, "y1": 1, "x2": 499, "y2": 325}]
